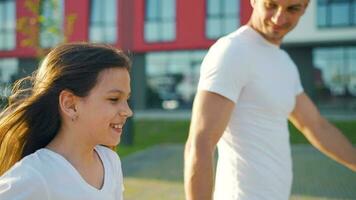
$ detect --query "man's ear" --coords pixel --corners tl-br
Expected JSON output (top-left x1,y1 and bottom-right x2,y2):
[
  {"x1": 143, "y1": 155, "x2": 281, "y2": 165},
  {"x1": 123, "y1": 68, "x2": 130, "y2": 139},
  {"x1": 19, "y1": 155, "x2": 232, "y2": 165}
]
[
  {"x1": 250, "y1": 0, "x2": 256, "y2": 8},
  {"x1": 59, "y1": 90, "x2": 78, "y2": 119},
  {"x1": 305, "y1": 0, "x2": 310, "y2": 7},
  {"x1": 302, "y1": 0, "x2": 310, "y2": 14}
]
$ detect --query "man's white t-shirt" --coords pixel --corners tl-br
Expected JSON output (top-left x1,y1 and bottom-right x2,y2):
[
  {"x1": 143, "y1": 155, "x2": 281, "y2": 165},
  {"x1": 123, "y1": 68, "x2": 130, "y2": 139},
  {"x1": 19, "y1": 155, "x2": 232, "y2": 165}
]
[
  {"x1": 198, "y1": 25, "x2": 304, "y2": 200},
  {"x1": 0, "y1": 145, "x2": 124, "y2": 200}
]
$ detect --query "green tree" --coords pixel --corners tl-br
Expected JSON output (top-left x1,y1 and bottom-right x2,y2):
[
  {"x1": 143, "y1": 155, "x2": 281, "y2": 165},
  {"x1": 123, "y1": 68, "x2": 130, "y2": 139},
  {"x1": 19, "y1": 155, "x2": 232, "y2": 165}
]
[{"x1": 17, "y1": 0, "x2": 77, "y2": 56}]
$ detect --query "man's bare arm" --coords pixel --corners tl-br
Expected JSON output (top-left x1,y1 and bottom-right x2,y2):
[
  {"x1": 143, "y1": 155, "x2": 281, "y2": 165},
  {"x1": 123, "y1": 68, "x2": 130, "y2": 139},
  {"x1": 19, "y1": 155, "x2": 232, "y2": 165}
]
[
  {"x1": 184, "y1": 90, "x2": 235, "y2": 200},
  {"x1": 289, "y1": 93, "x2": 356, "y2": 171}
]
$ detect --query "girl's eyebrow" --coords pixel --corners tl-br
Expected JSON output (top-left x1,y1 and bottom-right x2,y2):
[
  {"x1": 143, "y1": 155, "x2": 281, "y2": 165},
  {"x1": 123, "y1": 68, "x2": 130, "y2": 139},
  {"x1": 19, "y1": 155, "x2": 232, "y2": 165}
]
[{"x1": 107, "y1": 89, "x2": 131, "y2": 97}]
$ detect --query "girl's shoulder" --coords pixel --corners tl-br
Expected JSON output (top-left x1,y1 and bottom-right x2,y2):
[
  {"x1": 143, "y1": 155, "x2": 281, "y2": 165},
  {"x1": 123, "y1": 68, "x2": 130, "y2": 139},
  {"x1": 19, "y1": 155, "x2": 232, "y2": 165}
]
[
  {"x1": 95, "y1": 145, "x2": 122, "y2": 174},
  {"x1": 95, "y1": 145, "x2": 121, "y2": 162},
  {"x1": 2, "y1": 150, "x2": 45, "y2": 175},
  {"x1": 0, "y1": 153, "x2": 50, "y2": 199},
  {"x1": 95, "y1": 145, "x2": 118, "y2": 157},
  {"x1": 0, "y1": 148, "x2": 61, "y2": 183}
]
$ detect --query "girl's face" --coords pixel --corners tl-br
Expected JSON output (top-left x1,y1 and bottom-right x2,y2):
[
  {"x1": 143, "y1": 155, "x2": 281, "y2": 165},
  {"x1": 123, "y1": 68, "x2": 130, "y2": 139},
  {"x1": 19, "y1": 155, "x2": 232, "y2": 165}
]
[{"x1": 75, "y1": 67, "x2": 132, "y2": 147}]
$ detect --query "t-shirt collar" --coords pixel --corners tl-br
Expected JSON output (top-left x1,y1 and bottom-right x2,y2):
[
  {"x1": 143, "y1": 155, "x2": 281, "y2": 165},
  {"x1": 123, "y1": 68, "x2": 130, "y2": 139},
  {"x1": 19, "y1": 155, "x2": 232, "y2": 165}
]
[{"x1": 243, "y1": 25, "x2": 281, "y2": 49}]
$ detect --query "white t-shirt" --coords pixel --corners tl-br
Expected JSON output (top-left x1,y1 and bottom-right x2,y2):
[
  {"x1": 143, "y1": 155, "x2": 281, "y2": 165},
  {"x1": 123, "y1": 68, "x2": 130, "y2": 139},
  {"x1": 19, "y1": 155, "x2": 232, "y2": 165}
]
[
  {"x1": 198, "y1": 25, "x2": 303, "y2": 200},
  {"x1": 0, "y1": 145, "x2": 124, "y2": 200}
]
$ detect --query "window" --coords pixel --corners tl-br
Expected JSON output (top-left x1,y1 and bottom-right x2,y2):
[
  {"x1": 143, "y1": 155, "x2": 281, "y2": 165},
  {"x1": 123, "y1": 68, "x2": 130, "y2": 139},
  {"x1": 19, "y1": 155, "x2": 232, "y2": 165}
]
[
  {"x1": 40, "y1": 0, "x2": 64, "y2": 48},
  {"x1": 313, "y1": 47, "x2": 356, "y2": 111},
  {"x1": 0, "y1": 0, "x2": 16, "y2": 50},
  {"x1": 144, "y1": 0, "x2": 176, "y2": 42},
  {"x1": 206, "y1": 0, "x2": 239, "y2": 39},
  {"x1": 317, "y1": 0, "x2": 356, "y2": 27},
  {"x1": 89, "y1": 0, "x2": 118, "y2": 43},
  {"x1": 0, "y1": 58, "x2": 18, "y2": 101},
  {"x1": 146, "y1": 51, "x2": 206, "y2": 109}
]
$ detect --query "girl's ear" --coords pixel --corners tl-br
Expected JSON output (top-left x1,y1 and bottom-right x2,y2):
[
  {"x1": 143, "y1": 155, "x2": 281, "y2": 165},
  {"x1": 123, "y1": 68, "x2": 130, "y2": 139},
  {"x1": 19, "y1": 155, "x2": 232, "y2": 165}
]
[{"x1": 58, "y1": 90, "x2": 78, "y2": 120}]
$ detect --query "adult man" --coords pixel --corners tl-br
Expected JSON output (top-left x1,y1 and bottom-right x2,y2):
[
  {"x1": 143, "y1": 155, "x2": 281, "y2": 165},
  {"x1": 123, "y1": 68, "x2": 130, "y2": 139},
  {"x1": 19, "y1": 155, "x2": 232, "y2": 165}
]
[{"x1": 184, "y1": 0, "x2": 356, "y2": 199}]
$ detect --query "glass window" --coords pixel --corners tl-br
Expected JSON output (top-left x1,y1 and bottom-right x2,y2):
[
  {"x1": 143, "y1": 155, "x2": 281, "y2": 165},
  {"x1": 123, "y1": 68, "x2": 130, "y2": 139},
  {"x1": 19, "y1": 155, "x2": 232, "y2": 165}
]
[
  {"x1": 317, "y1": 0, "x2": 356, "y2": 27},
  {"x1": 353, "y1": 1, "x2": 356, "y2": 24},
  {"x1": 313, "y1": 47, "x2": 356, "y2": 112},
  {"x1": 208, "y1": 0, "x2": 220, "y2": 15},
  {"x1": 0, "y1": 58, "x2": 18, "y2": 102},
  {"x1": 206, "y1": 0, "x2": 239, "y2": 39},
  {"x1": 317, "y1": 3, "x2": 327, "y2": 27},
  {"x1": 144, "y1": 0, "x2": 176, "y2": 42},
  {"x1": 146, "y1": 51, "x2": 207, "y2": 109},
  {"x1": 347, "y1": 48, "x2": 356, "y2": 96},
  {"x1": 330, "y1": 2, "x2": 349, "y2": 26},
  {"x1": 89, "y1": 0, "x2": 117, "y2": 43},
  {"x1": 0, "y1": 0, "x2": 16, "y2": 50},
  {"x1": 40, "y1": 0, "x2": 64, "y2": 48}
]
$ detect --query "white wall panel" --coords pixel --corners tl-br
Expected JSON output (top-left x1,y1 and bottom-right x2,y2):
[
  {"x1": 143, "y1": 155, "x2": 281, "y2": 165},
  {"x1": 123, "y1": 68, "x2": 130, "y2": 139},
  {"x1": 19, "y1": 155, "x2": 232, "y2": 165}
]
[{"x1": 284, "y1": 1, "x2": 356, "y2": 44}]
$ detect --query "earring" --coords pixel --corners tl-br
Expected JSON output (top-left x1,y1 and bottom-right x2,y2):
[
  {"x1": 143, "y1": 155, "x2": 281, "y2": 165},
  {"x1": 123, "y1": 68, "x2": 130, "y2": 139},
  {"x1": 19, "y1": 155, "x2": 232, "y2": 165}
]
[{"x1": 71, "y1": 115, "x2": 78, "y2": 122}]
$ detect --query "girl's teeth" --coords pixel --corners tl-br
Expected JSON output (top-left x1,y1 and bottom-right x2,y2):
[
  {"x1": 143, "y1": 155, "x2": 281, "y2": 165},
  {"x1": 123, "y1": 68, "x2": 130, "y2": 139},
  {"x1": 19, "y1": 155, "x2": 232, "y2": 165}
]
[{"x1": 113, "y1": 124, "x2": 122, "y2": 129}]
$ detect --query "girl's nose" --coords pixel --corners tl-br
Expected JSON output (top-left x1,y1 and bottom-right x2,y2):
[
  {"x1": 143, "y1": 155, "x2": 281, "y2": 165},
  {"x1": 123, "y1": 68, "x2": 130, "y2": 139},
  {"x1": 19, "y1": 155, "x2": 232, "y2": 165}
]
[{"x1": 119, "y1": 101, "x2": 133, "y2": 118}]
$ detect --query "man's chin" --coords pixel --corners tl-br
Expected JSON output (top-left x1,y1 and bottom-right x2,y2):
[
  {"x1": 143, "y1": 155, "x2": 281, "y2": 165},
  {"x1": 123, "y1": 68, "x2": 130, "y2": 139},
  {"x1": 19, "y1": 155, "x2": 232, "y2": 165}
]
[{"x1": 262, "y1": 33, "x2": 283, "y2": 44}]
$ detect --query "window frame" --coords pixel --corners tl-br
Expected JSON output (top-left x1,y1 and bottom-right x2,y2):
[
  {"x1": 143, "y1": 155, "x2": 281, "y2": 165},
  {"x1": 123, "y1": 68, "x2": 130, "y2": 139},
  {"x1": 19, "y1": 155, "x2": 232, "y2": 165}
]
[
  {"x1": 144, "y1": 0, "x2": 177, "y2": 43},
  {"x1": 39, "y1": 0, "x2": 64, "y2": 48},
  {"x1": 205, "y1": 0, "x2": 240, "y2": 39},
  {"x1": 0, "y1": 0, "x2": 16, "y2": 50},
  {"x1": 317, "y1": 0, "x2": 356, "y2": 28},
  {"x1": 89, "y1": 0, "x2": 118, "y2": 43}
]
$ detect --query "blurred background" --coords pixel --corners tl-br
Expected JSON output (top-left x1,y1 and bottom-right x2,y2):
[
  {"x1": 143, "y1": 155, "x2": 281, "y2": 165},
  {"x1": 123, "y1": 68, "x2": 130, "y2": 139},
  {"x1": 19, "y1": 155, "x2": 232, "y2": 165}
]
[{"x1": 0, "y1": 0, "x2": 355, "y2": 199}]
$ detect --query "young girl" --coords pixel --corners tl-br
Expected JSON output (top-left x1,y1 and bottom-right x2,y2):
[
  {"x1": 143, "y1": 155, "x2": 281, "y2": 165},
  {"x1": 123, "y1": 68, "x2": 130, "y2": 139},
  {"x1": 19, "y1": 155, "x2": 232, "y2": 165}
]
[{"x1": 0, "y1": 43, "x2": 133, "y2": 200}]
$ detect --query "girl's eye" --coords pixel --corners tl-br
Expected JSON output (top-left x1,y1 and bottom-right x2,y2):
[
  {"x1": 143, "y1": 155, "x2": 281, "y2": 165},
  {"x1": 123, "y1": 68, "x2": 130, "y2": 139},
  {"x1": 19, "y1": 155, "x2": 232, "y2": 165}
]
[{"x1": 109, "y1": 98, "x2": 119, "y2": 102}]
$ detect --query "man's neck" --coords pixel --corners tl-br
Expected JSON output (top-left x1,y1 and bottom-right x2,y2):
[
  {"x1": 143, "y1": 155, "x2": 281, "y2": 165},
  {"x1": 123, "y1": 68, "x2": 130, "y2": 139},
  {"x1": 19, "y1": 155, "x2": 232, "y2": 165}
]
[{"x1": 247, "y1": 21, "x2": 282, "y2": 46}]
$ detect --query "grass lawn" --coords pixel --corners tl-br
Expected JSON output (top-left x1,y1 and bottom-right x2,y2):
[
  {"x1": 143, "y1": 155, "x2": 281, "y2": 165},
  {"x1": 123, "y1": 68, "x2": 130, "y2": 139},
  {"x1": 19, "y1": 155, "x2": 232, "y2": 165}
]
[
  {"x1": 117, "y1": 119, "x2": 356, "y2": 157},
  {"x1": 117, "y1": 120, "x2": 190, "y2": 157},
  {"x1": 120, "y1": 119, "x2": 356, "y2": 199}
]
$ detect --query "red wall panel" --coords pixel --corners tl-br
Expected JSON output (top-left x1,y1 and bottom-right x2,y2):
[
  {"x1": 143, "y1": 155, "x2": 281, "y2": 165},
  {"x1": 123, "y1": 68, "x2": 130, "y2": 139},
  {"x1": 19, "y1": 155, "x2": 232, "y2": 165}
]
[
  {"x1": 240, "y1": 0, "x2": 252, "y2": 25},
  {"x1": 130, "y1": 0, "x2": 214, "y2": 52},
  {"x1": 130, "y1": 0, "x2": 249, "y2": 52},
  {"x1": 0, "y1": 0, "x2": 91, "y2": 58},
  {"x1": 65, "y1": 0, "x2": 89, "y2": 42},
  {"x1": 0, "y1": 0, "x2": 38, "y2": 57},
  {"x1": 0, "y1": 0, "x2": 252, "y2": 57}
]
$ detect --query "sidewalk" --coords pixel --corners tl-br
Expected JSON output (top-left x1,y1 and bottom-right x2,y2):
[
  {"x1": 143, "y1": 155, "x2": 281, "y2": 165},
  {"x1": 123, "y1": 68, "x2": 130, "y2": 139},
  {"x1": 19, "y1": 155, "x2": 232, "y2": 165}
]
[
  {"x1": 133, "y1": 110, "x2": 356, "y2": 121},
  {"x1": 122, "y1": 144, "x2": 356, "y2": 200}
]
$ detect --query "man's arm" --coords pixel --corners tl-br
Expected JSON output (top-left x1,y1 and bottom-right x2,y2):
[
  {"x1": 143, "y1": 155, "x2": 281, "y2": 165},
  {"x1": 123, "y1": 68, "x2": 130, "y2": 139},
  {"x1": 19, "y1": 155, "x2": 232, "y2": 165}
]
[
  {"x1": 289, "y1": 92, "x2": 356, "y2": 171},
  {"x1": 184, "y1": 90, "x2": 235, "y2": 200}
]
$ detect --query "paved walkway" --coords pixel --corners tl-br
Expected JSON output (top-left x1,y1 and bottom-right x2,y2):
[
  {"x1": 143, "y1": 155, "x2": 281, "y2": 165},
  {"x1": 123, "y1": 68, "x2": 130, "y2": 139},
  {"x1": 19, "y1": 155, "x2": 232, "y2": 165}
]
[
  {"x1": 133, "y1": 110, "x2": 356, "y2": 121},
  {"x1": 122, "y1": 144, "x2": 356, "y2": 200}
]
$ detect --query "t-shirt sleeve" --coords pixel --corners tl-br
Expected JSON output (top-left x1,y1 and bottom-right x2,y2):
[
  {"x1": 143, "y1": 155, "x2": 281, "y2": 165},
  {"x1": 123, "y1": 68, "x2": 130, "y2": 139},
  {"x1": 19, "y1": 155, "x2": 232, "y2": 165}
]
[
  {"x1": 198, "y1": 38, "x2": 250, "y2": 103},
  {"x1": 0, "y1": 164, "x2": 49, "y2": 200}
]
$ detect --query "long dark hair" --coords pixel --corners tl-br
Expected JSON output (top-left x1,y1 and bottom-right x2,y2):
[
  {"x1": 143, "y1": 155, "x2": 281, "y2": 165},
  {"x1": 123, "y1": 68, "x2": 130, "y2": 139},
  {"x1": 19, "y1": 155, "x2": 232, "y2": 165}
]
[{"x1": 0, "y1": 43, "x2": 131, "y2": 175}]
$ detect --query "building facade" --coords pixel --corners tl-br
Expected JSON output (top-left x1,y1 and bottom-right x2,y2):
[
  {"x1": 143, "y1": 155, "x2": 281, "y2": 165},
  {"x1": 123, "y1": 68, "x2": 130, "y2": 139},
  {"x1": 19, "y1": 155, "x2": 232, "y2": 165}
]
[
  {"x1": 284, "y1": 0, "x2": 356, "y2": 113},
  {"x1": 0, "y1": 0, "x2": 355, "y2": 113}
]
